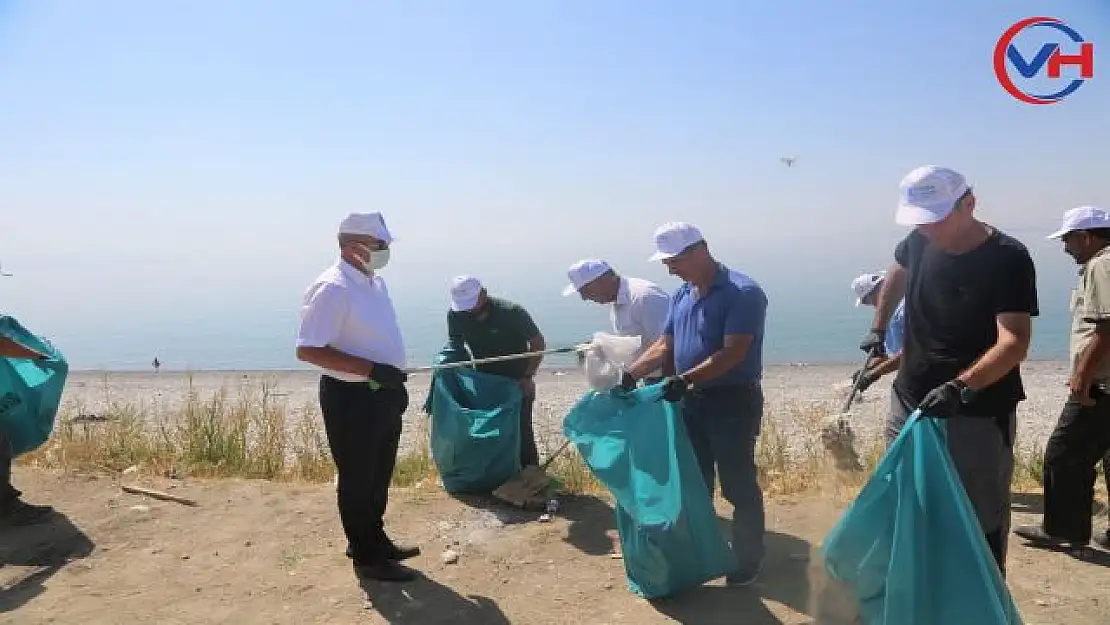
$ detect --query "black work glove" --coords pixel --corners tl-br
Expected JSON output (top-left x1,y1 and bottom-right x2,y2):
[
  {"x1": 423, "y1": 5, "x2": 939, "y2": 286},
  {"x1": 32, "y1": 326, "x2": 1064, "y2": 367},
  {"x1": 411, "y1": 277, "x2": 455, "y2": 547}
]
[
  {"x1": 619, "y1": 371, "x2": 637, "y2": 392},
  {"x1": 368, "y1": 363, "x2": 407, "y2": 389},
  {"x1": 851, "y1": 368, "x2": 877, "y2": 393},
  {"x1": 917, "y1": 380, "x2": 963, "y2": 418},
  {"x1": 859, "y1": 331, "x2": 885, "y2": 356},
  {"x1": 661, "y1": 376, "x2": 688, "y2": 403}
]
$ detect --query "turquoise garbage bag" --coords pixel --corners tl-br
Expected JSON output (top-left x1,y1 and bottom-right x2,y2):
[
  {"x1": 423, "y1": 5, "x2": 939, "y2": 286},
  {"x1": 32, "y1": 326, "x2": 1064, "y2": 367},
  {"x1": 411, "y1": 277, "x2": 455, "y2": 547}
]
[
  {"x1": 423, "y1": 343, "x2": 523, "y2": 494},
  {"x1": 0, "y1": 316, "x2": 68, "y2": 457},
  {"x1": 820, "y1": 409, "x2": 1024, "y2": 624},
  {"x1": 563, "y1": 383, "x2": 736, "y2": 599}
]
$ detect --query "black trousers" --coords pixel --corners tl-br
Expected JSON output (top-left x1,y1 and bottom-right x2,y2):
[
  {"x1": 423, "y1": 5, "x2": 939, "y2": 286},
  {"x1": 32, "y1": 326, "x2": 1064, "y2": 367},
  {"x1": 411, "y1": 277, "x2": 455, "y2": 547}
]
[
  {"x1": 319, "y1": 375, "x2": 407, "y2": 565},
  {"x1": 520, "y1": 391, "x2": 539, "y2": 467},
  {"x1": 0, "y1": 429, "x2": 20, "y2": 505},
  {"x1": 1042, "y1": 388, "x2": 1110, "y2": 544}
]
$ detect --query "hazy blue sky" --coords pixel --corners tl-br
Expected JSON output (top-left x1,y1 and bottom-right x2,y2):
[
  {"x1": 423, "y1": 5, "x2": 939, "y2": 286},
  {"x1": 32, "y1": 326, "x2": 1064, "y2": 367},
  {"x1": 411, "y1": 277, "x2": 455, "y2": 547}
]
[{"x1": 0, "y1": 1, "x2": 1107, "y2": 368}]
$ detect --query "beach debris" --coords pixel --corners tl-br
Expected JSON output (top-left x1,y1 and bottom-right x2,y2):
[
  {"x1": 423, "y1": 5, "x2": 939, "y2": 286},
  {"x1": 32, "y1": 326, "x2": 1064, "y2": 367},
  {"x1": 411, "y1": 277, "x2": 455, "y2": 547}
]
[
  {"x1": 122, "y1": 465, "x2": 139, "y2": 475},
  {"x1": 122, "y1": 483, "x2": 198, "y2": 507},
  {"x1": 606, "y1": 529, "x2": 623, "y2": 559},
  {"x1": 820, "y1": 352, "x2": 872, "y2": 472},
  {"x1": 67, "y1": 413, "x2": 118, "y2": 424},
  {"x1": 441, "y1": 549, "x2": 459, "y2": 564}
]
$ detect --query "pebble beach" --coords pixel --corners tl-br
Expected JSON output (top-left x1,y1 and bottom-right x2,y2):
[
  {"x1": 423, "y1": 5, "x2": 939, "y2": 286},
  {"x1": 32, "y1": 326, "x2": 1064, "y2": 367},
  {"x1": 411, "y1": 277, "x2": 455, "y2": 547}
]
[{"x1": 58, "y1": 360, "x2": 1073, "y2": 461}]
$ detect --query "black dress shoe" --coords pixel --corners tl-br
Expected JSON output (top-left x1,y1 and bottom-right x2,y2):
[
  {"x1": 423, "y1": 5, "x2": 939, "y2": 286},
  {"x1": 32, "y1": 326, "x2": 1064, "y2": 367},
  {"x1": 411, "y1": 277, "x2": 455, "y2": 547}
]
[
  {"x1": 354, "y1": 560, "x2": 417, "y2": 582},
  {"x1": 346, "y1": 544, "x2": 421, "y2": 561},
  {"x1": 387, "y1": 544, "x2": 421, "y2": 561}
]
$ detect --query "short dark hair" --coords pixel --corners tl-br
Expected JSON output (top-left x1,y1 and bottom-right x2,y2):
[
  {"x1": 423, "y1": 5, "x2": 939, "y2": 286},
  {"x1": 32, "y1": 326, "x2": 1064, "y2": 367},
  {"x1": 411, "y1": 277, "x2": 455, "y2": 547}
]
[{"x1": 1085, "y1": 228, "x2": 1110, "y2": 242}]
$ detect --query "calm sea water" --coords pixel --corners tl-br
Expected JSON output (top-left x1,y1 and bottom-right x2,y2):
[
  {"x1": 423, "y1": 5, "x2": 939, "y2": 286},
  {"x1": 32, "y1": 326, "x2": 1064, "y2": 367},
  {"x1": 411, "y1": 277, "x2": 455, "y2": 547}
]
[{"x1": 40, "y1": 279, "x2": 1075, "y2": 371}]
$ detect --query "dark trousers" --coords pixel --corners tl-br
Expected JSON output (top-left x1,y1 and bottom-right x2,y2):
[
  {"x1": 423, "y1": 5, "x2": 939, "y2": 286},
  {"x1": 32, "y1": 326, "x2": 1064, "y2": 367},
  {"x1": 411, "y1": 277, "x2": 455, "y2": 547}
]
[
  {"x1": 680, "y1": 383, "x2": 766, "y2": 575},
  {"x1": 0, "y1": 429, "x2": 19, "y2": 505},
  {"x1": 1104, "y1": 450, "x2": 1110, "y2": 535},
  {"x1": 1041, "y1": 389, "x2": 1110, "y2": 544},
  {"x1": 888, "y1": 390, "x2": 1015, "y2": 576},
  {"x1": 520, "y1": 391, "x2": 539, "y2": 467},
  {"x1": 319, "y1": 375, "x2": 407, "y2": 565}
]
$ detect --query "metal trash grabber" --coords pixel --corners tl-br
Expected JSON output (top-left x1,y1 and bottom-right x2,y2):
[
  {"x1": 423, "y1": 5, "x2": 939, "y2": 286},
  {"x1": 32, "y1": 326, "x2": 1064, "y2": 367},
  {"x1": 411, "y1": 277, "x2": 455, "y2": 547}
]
[
  {"x1": 366, "y1": 344, "x2": 592, "y2": 390},
  {"x1": 402, "y1": 344, "x2": 591, "y2": 374}
]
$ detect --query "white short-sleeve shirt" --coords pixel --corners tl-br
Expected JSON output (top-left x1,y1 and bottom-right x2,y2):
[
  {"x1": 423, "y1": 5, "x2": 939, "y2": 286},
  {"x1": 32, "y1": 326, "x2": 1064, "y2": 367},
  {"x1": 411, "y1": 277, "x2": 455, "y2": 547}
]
[
  {"x1": 296, "y1": 260, "x2": 407, "y2": 382},
  {"x1": 611, "y1": 276, "x2": 671, "y2": 376}
]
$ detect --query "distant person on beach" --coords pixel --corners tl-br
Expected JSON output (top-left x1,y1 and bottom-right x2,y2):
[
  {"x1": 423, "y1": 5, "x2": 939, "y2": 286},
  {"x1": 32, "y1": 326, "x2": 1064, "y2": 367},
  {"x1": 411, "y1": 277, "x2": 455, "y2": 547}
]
[
  {"x1": 447, "y1": 276, "x2": 546, "y2": 468},
  {"x1": 0, "y1": 336, "x2": 55, "y2": 526},
  {"x1": 561, "y1": 258, "x2": 671, "y2": 384},
  {"x1": 1014, "y1": 206, "x2": 1110, "y2": 552},
  {"x1": 848, "y1": 272, "x2": 905, "y2": 393},
  {"x1": 622, "y1": 221, "x2": 768, "y2": 587},
  {"x1": 295, "y1": 211, "x2": 419, "y2": 583},
  {"x1": 152, "y1": 357, "x2": 160, "y2": 372},
  {"x1": 864, "y1": 166, "x2": 1038, "y2": 578}
]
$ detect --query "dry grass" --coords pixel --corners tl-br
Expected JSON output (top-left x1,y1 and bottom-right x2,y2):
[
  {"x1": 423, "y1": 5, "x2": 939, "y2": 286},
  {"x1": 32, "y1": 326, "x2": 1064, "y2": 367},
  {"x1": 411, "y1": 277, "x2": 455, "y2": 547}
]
[{"x1": 18, "y1": 379, "x2": 1051, "y2": 500}]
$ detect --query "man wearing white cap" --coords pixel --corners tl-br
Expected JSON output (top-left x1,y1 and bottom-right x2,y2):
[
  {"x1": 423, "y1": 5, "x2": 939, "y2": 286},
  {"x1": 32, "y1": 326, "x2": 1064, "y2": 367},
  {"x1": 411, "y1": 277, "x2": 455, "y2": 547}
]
[
  {"x1": 623, "y1": 221, "x2": 768, "y2": 587},
  {"x1": 864, "y1": 166, "x2": 1038, "y2": 577},
  {"x1": 447, "y1": 275, "x2": 546, "y2": 467},
  {"x1": 562, "y1": 259, "x2": 671, "y2": 382},
  {"x1": 1014, "y1": 206, "x2": 1110, "y2": 552},
  {"x1": 295, "y1": 212, "x2": 419, "y2": 582},
  {"x1": 848, "y1": 272, "x2": 906, "y2": 394}
]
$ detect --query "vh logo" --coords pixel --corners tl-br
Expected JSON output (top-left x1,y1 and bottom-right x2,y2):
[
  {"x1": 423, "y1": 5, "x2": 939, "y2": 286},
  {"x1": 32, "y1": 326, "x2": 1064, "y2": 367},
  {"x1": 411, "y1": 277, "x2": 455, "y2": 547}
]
[{"x1": 993, "y1": 17, "x2": 1094, "y2": 105}]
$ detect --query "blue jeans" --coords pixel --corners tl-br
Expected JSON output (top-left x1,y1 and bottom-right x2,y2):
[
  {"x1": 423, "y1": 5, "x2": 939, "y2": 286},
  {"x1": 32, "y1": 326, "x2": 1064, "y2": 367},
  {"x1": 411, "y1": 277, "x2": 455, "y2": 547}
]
[{"x1": 681, "y1": 383, "x2": 765, "y2": 575}]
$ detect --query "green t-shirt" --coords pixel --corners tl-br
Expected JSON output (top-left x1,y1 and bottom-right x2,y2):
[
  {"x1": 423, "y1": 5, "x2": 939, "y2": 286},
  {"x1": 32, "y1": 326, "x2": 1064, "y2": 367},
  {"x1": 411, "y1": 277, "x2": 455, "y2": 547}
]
[{"x1": 447, "y1": 296, "x2": 541, "y2": 379}]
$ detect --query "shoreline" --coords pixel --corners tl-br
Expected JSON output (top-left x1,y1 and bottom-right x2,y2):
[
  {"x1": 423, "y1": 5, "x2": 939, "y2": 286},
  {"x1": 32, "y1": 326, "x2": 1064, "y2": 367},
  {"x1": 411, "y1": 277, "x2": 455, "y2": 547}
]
[
  {"x1": 55, "y1": 361, "x2": 1073, "y2": 461},
  {"x1": 65, "y1": 356, "x2": 1071, "y2": 375}
]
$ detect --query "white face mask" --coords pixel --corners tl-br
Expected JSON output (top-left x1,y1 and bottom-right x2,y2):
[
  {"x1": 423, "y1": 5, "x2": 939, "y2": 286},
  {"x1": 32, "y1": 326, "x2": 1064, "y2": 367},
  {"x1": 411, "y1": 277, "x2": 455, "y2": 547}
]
[{"x1": 366, "y1": 248, "x2": 390, "y2": 272}]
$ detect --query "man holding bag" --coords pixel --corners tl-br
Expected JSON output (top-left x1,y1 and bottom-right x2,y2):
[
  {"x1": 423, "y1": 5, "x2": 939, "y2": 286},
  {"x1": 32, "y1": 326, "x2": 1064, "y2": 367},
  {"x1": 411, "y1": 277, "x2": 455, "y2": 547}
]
[
  {"x1": 865, "y1": 166, "x2": 1038, "y2": 577},
  {"x1": 0, "y1": 336, "x2": 54, "y2": 526},
  {"x1": 623, "y1": 222, "x2": 768, "y2": 587}
]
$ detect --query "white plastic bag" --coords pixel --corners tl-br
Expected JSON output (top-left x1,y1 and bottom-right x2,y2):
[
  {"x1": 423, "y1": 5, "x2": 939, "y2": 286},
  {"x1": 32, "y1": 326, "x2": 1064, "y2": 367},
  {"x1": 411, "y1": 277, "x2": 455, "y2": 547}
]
[{"x1": 581, "y1": 332, "x2": 642, "y2": 392}]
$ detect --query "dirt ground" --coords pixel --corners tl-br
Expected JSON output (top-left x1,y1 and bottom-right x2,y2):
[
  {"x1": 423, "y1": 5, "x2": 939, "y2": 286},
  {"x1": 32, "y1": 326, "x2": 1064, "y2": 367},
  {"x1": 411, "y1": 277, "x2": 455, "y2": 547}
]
[{"x1": 2, "y1": 469, "x2": 1109, "y2": 624}]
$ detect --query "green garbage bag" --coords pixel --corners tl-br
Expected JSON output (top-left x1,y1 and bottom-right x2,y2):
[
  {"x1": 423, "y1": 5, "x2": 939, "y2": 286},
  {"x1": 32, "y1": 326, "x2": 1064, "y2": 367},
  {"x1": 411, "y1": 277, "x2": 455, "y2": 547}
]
[
  {"x1": 820, "y1": 409, "x2": 1024, "y2": 624},
  {"x1": 0, "y1": 316, "x2": 69, "y2": 457},
  {"x1": 563, "y1": 383, "x2": 736, "y2": 598},
  {"x1": 423, "y1": 343, "x2": 523, "y2": 494}
]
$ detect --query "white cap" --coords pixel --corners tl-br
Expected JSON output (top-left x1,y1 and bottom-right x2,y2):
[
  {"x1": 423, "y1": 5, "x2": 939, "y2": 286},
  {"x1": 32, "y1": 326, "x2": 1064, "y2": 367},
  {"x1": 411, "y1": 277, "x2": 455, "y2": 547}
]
[
  {"x1": 1046, "y1": 205, "x2": 1110, "y2": 239},
  {"x1": 895, "y1": 166, "x2": 971, "y2": 226},
  {"x1": 450, "y1": 275, "x2": 483, "y2": 312},
  {"x1": 851, "y1": 272, "x2": 885, "y2": 306},
  {"x1": 338, "y1": 212, "x2": 393, "y2": 243},
  {"x1": 649, "y1": 222, "x2": 705, "y2": 262},
  {"x1": 562, "y1": 259, "x2": 612, "y2": 296}
]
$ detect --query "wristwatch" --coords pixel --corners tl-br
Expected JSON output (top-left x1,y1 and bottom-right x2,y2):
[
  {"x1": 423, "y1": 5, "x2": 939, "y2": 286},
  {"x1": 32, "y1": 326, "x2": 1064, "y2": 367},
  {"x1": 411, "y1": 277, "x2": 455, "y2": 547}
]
[{"x1": 952, "y1": 379, "x2": 977, "y2": 404}]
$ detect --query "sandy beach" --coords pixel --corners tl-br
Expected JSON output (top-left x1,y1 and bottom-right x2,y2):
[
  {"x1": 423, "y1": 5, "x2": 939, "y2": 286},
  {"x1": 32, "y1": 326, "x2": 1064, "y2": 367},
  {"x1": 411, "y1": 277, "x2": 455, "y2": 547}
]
[{"x1": 57, "y1": 360, "x2": 1074, "y2": 460}]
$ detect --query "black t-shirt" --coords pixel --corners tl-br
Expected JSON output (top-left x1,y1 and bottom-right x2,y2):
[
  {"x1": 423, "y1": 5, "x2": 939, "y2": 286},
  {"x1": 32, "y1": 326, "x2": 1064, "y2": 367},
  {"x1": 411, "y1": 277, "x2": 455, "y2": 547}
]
[{"x1": 892, "y1": 227, "x2": 1039, "y2": 416}]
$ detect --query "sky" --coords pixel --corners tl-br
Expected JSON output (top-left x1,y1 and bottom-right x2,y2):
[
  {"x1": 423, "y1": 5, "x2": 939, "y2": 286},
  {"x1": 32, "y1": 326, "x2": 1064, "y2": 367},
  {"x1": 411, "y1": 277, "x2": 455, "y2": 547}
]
[{"x1": 0, "y1": 1, "x2": 1108, "y2": 368}]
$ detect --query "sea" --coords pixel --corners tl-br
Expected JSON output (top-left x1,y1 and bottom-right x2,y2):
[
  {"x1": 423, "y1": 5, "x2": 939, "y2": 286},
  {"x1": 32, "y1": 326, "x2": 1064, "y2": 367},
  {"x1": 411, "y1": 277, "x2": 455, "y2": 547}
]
[{"x1": 25, "y1": 273, "x2": 1076, "y2": 372}]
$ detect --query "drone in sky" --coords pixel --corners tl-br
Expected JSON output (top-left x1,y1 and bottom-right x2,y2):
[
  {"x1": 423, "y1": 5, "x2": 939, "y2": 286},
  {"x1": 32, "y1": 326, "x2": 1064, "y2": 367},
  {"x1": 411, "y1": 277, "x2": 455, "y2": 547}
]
[{"x1": 780, "y1": 156, "x2": 797, "y2": 167}]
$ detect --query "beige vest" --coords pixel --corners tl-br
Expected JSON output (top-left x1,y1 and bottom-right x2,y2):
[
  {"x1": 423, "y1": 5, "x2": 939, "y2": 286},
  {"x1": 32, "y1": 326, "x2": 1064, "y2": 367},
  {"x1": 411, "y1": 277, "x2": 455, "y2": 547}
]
[{"x1": 1069, "y1": 246, "x2": 1110, "y2": 382}]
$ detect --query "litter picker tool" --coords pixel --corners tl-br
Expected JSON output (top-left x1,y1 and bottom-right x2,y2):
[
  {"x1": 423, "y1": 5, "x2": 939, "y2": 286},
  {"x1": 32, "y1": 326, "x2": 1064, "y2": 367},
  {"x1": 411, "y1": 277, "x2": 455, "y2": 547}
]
[
  {"x1": 365, "y1": 344, "x2": 594, "y2": 390},
  {"x1": 403, "y1": 344, "x2": 590, "y2": 374}
]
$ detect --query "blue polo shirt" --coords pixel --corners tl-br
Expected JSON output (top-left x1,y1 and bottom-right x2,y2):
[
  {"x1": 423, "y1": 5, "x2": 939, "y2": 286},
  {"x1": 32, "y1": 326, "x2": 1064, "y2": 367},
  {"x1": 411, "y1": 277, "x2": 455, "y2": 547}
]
[{"x1": 664, "y1": 264, "x2": 767, "y2": 387}]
